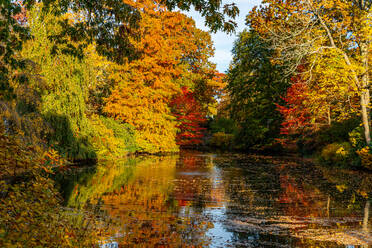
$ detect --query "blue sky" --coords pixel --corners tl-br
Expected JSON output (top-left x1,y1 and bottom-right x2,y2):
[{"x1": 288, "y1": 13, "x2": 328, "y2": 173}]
[{"x1": 186, "y1": 0, "x2": 262, "y2": 73}]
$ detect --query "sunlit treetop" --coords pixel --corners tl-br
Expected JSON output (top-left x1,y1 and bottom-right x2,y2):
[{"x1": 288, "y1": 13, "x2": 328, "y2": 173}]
[
  {"x1": 20, "y1": 0, "x2": 239, "y2": 61},
  {"x1": 164, "y1": 0, "x2": 239, "y2": 33},
  {"x1": 1, "y1": 0, "x2": 238, "y2": 99},
  {"x1": 1, "y1": 0, "x2": 238, "y2": 96}
]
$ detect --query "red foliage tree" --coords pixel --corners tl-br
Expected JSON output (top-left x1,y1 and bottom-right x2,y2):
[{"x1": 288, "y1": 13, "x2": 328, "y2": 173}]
[
  {"x1": 171, "y1": 87, "x2": 206, "y2": 146},
  {"x1": 276, "y1": 74, "x2": 311, "y2": 135}
]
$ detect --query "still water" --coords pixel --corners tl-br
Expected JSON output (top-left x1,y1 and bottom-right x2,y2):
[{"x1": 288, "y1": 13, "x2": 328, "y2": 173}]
[{"x1": 59, "y1": 151, "x2": 372, "y2": 247}]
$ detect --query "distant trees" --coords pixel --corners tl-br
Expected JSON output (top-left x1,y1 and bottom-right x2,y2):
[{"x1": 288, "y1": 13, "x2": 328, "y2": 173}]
[
  {"x1": 219, "y1": 0, "x2": 371, "y2": 156},
  {"x1": 227, "y1": 30, "x2": 289, "y2": 149},
  {"x1": 216, "y1": 0, "x2": 371, "y2": 166}
]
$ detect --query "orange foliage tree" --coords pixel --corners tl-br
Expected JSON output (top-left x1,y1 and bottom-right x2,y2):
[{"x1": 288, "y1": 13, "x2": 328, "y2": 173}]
[{"x1": 104, "y1": 0, "x2": 219, "y2": 153}]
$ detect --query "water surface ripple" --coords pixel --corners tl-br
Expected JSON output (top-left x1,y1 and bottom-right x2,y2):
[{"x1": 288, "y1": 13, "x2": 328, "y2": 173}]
[{"x1": 59, "y1": 151, "x2": 372, "y2": 247}]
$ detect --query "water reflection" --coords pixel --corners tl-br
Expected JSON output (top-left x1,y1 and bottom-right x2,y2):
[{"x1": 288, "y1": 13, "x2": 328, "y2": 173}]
[{"x1": 59, "y1": 151, "x2": 372, "y2": 247}]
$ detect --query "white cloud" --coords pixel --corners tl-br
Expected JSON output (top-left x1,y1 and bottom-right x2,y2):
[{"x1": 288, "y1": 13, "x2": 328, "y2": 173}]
[{"x1": 185, "y1": 0, "x2": 262, "y2": 72}]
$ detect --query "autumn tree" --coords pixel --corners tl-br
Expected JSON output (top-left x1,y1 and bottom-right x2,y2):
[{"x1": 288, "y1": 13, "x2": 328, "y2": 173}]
[
  {"x1": 0, "y1": 0, "x2": 29, "y2": 99},
  {"x1": 179, "y1": 30, "x2": 226, "y2": 116},
  {"x1": 104, "y1": 0, "x2": 219, "y2": 153},
  {"x1": 277, "y1": 57, "x2": 360, "y2": 137},
  {"x1": 1, "y1": 0, "x2": 238, "y2": 94},
  {"x1": 248, "y1": 0, "x2": 371, "y2": 144},
  {"x1": 308, "y1": 50, "x2": 360, "y2": 123},
  {"x1": 276, "y1": 77, "x2": 312, "y2": 136},
  {"x1": 2, "y1": 0, "x2": 229, "y2": 157},
  {"x1": 20, "y1": 7, "x2": 98, "y2": 159},
  {"x1": 171, "y1": 87, "x2": 206, "y2": 146}
]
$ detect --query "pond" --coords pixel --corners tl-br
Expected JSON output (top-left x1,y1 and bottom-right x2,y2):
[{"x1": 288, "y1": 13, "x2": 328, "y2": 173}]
[{"x1": 58, "y1": 150, "x2": 372, "y2": 247}]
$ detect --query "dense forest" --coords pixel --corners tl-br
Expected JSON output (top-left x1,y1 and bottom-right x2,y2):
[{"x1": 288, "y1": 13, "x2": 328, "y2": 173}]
[{"x1": 0, "y1": 0, "x2": 371, "y2": 246}]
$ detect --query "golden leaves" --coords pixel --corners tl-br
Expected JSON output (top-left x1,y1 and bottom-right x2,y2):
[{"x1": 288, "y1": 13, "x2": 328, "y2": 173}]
[{"x1": 104, "y1": 0, "x2": 216, "y2": 153}]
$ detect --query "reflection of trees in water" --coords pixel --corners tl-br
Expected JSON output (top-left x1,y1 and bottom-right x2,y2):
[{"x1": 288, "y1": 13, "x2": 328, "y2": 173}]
[
  {"x1": 61, "y1": 154, "x2": 214, "y2": 247},
  {"x1": 173, "y1": 150, "x2": 221, "y2": 244},
  {"x1": 318, "y1": 166, "x2": 372, "y2": 233},
  {"x1": 216, "y1": 155, "x2": 372, "y2": 246},
  {"x1": 276, "y1": 163, "x2": 333, "y2": 218},
  {"x1": 174, "y1": 150, "x2": 213, "y2": 210},
  {"x1": 101, "y1": 156, "x2": 183, "y2": 246},
  {"x1": 59, "y1": 153, "x2": 371, "y2": 246},
  {"x1": 58, "y1": 159, "x2": 136, "y2": 209},
  {"x1": 218, "y1": 158, "x2": 281, "y2": 218},
  {"x1": 315, "y1": 165, "x2": 371, "y2": 235}
]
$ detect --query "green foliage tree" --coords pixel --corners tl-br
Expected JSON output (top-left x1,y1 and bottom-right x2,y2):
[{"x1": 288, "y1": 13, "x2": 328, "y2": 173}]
[
  {"x1": 21, "y1": 7, "x2": 97, "y2": 159},
  {"x1": 227, "y1": 30, "x2": 289, "y2": 149},
  {"x1": 0, "y1": 0, "x2": 29, "y2": 99}
]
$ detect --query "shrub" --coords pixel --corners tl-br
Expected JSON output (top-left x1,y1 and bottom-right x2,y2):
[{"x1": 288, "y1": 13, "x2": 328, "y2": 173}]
[
  {"x1": 100, "y1": 116, "x2": 137, "y2": 153},
  {"x1": 209, "y1": 117, "x2": 237, "y2": 134},
  {"x1": 0, "y1": 130, "x2": 101, "y2": 247},
  {"x1": 349, "y1": 126, "x2": 366, "y2": 150},
  {"x1": 209, "y1": 132, "x2": 234, "y2": 149},
  {"x1": 297, "y1": 118, "x2": 359, "y2": 155},
  {"x1": 88, "y1": 116, "x2": 138, "y2": 159},
  {"x1": 89, "y1": 115, "x2": 125, "y2": 158},
  {"x1": 320, "y1": 142, "x2": 354, "y2": 166},
  {"x1": 317, "y1": 118, "x2": 359, "y2": 144},
  {"x1": 356, "y1": 146, "x2": 372, "y2": 170}
]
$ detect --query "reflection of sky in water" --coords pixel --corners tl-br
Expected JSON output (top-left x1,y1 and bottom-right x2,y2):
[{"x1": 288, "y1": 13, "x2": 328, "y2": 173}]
[
  {"x1": 178, "y1": 156, "x2": 234, "y2": 246},
  {"x1": 99, "y1": 241, "x2": 118, "y2": 248},
  {"x1": 192, "y1": 158, "x2": 234, "y2": 247},
  {"x1": 205, "y1": 207, "x2": 233, "y2": 248}
]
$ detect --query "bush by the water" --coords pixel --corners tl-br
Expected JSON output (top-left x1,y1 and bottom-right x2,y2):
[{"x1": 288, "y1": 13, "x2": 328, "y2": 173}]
[
  {"x1": 0, "y1": 129, "x2": 103, "y2": 247},
  {"x1": 209, "y1": 132, "x2": 234, "y2": 150},
  {"x1": 209, "y1": 117, "x2": 237, "y2": 135},
  {"x1": 356, "y1": 147, "x2": 372, "y2": 170},
  {"x1": 317, "y1": 124, "x2": 372, "y2": 169},
  {"x1": 100, "y1": 116, "x2": 138, "y2": 153},
  {"x1": 349, "y1": 126, "x2": 366, "y2": 150},
  {"x1": 297, "y1": 119, "x2": 360, "y2": 155},
  {"x1": 320, "y1": 142, "x2": 354, "y2": 166}
]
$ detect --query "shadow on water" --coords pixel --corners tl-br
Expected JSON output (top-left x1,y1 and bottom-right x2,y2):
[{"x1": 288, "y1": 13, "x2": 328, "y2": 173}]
[{"x1": 57, "y1": 151, "x2": 372, "y2": 247}]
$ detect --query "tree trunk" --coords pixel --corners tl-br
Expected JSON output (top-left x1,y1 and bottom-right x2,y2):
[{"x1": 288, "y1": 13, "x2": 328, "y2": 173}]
[
  {"x1": 326, "y1": 194, "x2": 330, "y2": 218},
  {"x1": 361, "y1": 93, "x2": 371, "y2": 145},
  {"x1": 327, "y1": 106, "x2": 331, "y2": 125},
  {"x1": 363, "y1": 200, "x2": 370, "y2": 232},
  {"x1": 360, "y1": 42, "x2": 371, "y2": 145}
]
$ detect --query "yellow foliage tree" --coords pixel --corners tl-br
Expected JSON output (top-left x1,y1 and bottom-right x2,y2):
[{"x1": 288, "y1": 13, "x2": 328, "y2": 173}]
[
  {"x1": 305, "y1": 49, "x2": 359, "y2": 125},
  {"x1": 249, "y1": 0, "x2": 371, "y2": 143}
]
